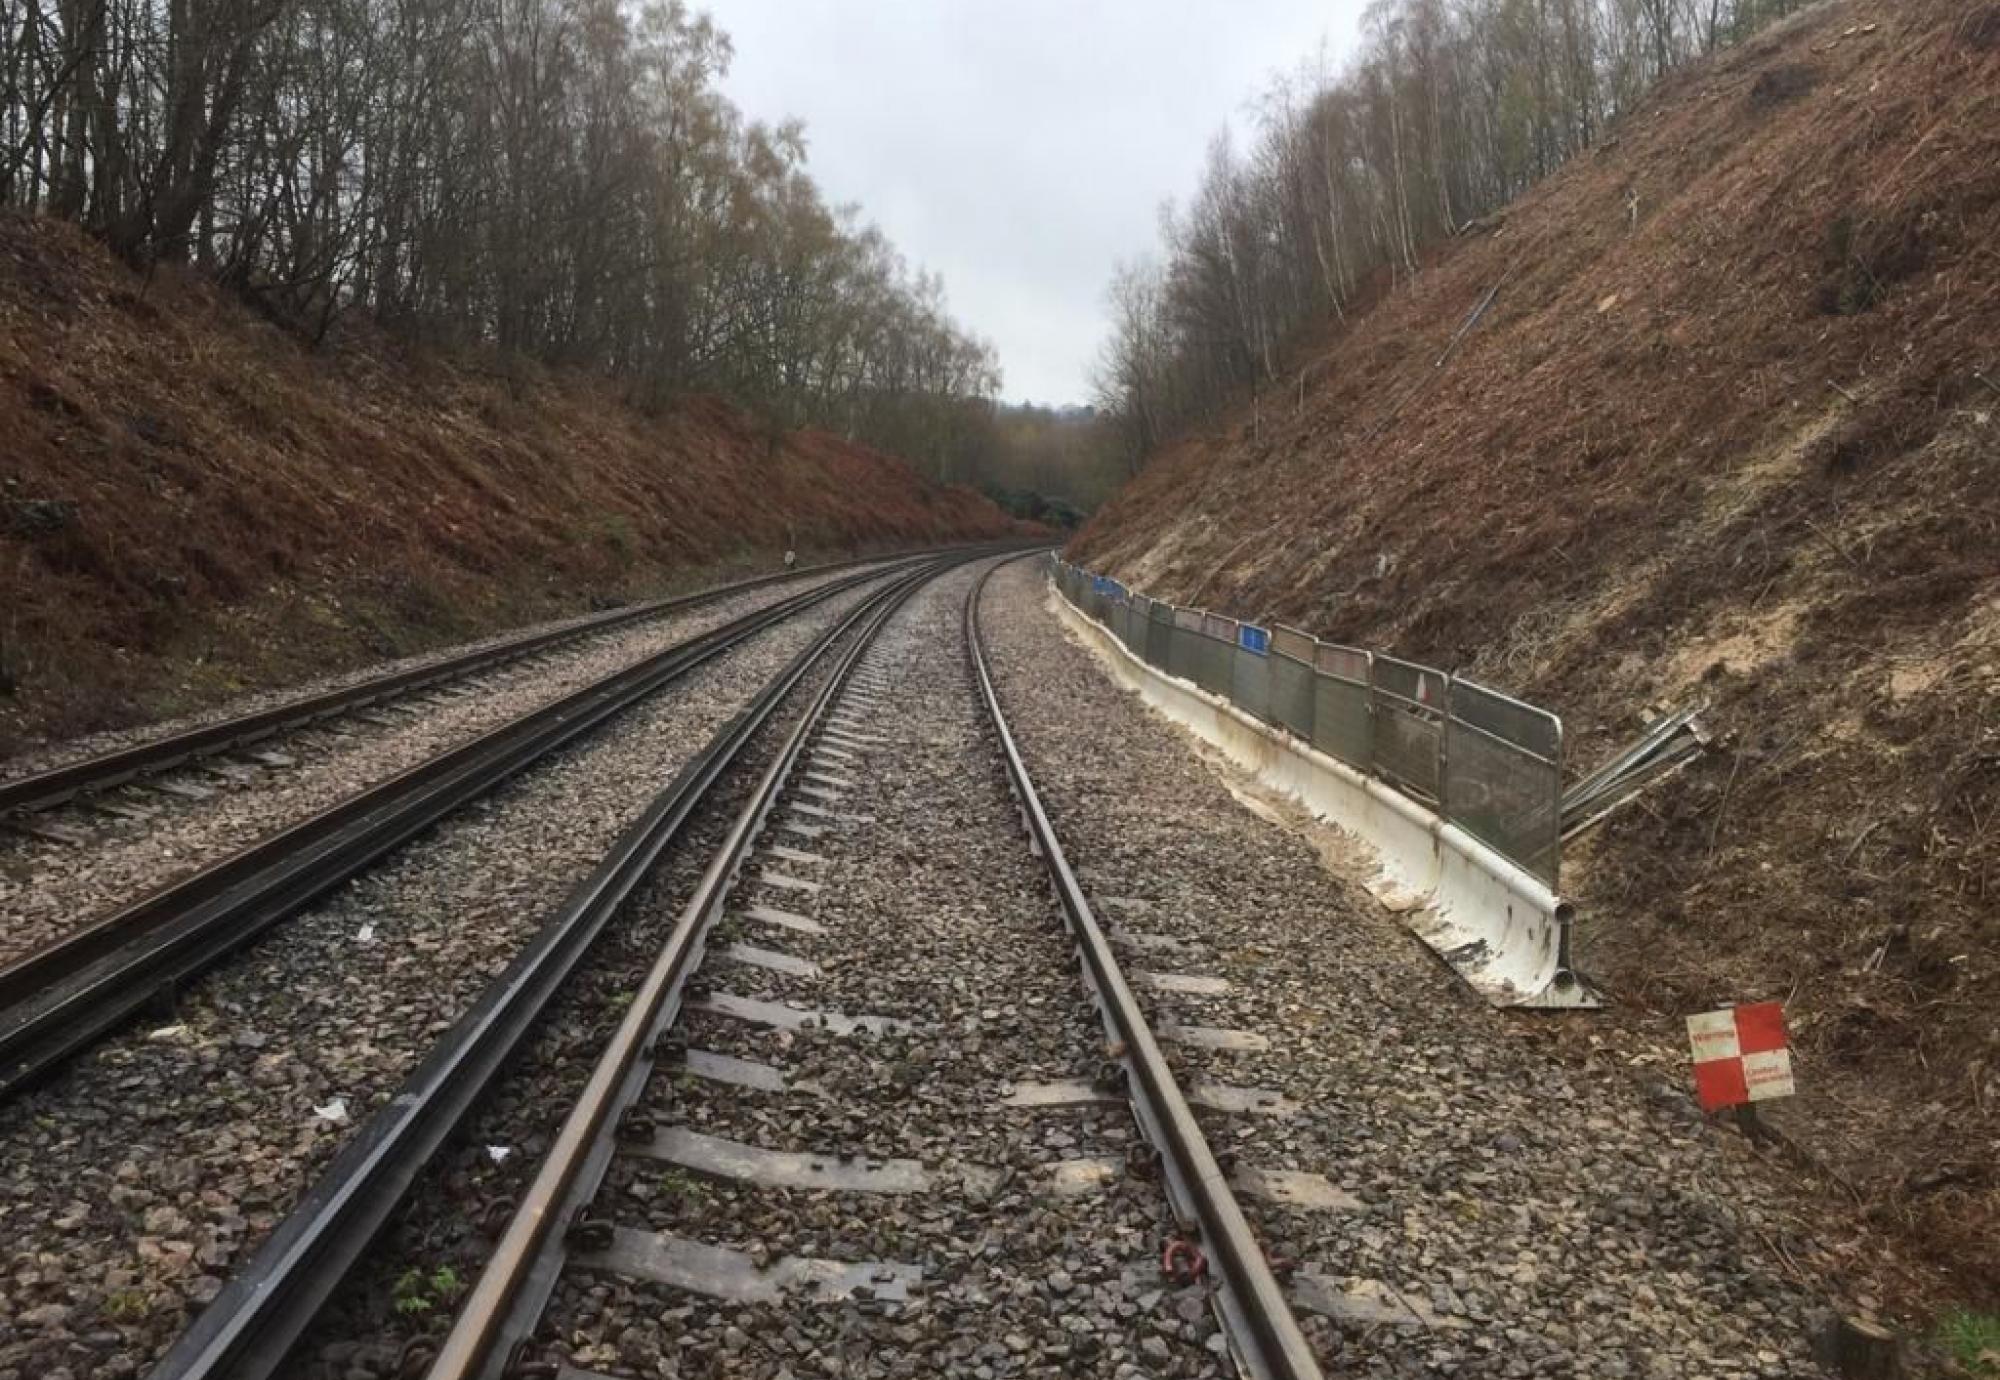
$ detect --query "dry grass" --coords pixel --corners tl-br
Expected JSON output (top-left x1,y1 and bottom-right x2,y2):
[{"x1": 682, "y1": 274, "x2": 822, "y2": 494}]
[
  {"x1": 1073, "y1": 0, "x2": 2000, "y2": 1317},
  {"x1": 0, "y1": 215, "x2": 1017, "y2": 753}
]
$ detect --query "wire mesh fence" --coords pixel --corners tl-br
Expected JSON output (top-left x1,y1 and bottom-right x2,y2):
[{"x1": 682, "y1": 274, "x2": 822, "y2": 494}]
[
  {"x1": 1370, "y1": 653, "x2": 1447, "y2": 805},
  {"x1": 1232, "y1": 624, "x2": 1273, "y2": 724},
  {"x1": 1050, "y1": 554, "x2": 1564, "y2": 887},
  {"x1": 1268, "y1": 626, "x2": 1316, "y2": 743}
]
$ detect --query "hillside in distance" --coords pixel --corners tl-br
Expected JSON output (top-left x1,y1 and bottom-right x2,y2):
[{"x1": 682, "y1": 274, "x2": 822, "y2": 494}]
[
  {"x1": 0, "y1": 215, "x2": 1018, "y2": 756},
  {"x1": 1072, "y1": 0, "x2": 1998, "y2": 1309}
]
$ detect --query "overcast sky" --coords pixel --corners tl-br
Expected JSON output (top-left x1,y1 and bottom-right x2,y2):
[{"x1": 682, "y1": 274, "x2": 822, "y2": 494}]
[{"x1": 705, "y1": 1, "x2": 1370, "y2": 408}]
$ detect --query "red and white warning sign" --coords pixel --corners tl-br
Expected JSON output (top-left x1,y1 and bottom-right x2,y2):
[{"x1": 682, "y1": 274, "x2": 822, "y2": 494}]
[{"x1": 1686, "y1": 1001, "x2": 1794, "y2": 1112}]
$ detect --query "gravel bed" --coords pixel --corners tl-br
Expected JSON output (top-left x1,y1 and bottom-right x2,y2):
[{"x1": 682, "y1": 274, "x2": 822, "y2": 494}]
[
  {"x1": 978, "y1": 560, "x2": 1836, "y2": 1380},
  {"x1": 290, "y1": 592, "x2": 868, "y2": 1380},
  {"x1": 0, "y1": 564, "x2": 877, "y2": 969},
  {"x1": 520, "y1": 561, "x2": 1226, "y2": 1378},
  {"x1": 0, "y1": 558, "x2": 900, "y2": 782},
  {"x1": 0, "y1": 579, "x2": 883, "y2": 1380}
]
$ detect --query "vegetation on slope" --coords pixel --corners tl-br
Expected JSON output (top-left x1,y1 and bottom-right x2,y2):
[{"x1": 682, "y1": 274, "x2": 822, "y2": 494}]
[
  {"x1": 0, "y1": 214, "x2": 1015, "y2": 754},
  {"x1": 1073, "y1": 0, "x2": 2000, "y2": 1317},
  {"x1": 969, "y1": 403, "x2": 1129, "y2": 527},
  {"x1": 1091, "y1": 0, "x2": 1820, "y2": 455},
  {"x1": 0, "y1": 0, "x2": 1000, "y2": 479},
  {"x1": 0, "y1": 0, "x2": 1068, "y2": 752}
]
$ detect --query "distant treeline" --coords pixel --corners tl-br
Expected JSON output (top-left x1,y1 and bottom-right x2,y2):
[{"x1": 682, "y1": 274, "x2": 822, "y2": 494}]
[
  {"x1": 1093, "y1": 0, "x2": 1813, "y2": 461},
  {"x1": 0, "y1": 0, "x2": 998, "y2": 477},
  {"x1": 960, "y1": 402, "x2": 1128, "y2": 523}
]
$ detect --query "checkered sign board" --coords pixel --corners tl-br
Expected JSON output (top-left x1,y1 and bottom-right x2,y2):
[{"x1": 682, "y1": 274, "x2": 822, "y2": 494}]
[{"x1": 1686, "y1": 1002, "x2": 1795, "y2": 1112}]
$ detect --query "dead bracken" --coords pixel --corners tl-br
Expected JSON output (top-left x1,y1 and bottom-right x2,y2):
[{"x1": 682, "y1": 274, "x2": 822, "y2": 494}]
[{"x1": 1072, "y1": 0, "x2": 2000, "y2": 1330}]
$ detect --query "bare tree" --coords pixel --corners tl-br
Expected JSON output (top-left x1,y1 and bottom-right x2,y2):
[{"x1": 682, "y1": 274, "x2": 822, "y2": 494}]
[
  {"x1": 0, "y1": 0, "x2": 1001, "y2": 478},
  {"x1": 1092, "y1": 0, "x2": 1793, "y2": 466}
]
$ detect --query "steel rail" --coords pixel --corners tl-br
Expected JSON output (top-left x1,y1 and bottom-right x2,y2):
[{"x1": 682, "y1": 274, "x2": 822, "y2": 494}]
[
  {"x1": 965, "y1": 555, "x2": 1325, "y2": 1380},
  {"x1": 0, "y1": 548, "x2": 936, "y2": 819},
  {"x1": 145, "y1": 555, "x2": 960, "y2": 1380},
  {"x1": 420, "y1": 555, "x2": 943, "y2": 1380},
  {"x1": 0, "y1": 555, "x2": 936, "y2": 1101}
]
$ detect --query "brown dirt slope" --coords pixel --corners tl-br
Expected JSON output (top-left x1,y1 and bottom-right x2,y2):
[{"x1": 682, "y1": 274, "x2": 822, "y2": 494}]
[
  {"x1": 0, "y1": 214, "x2": 1017, "y2": 754},
  {"x1": 1072, "y1": 0, "x2": 1999, "y2": 1316}
]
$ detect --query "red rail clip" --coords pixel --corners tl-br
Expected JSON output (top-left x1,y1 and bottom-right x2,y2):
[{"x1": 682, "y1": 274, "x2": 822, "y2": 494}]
[{"x1": 1161, "y1": 1238, "x2": 1208, "y2": 1285}]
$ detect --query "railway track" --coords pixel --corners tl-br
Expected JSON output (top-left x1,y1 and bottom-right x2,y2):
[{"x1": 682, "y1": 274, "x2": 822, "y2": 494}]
[
  {"x1": 140, "y1": 554, "x2": 962, "y2": 1379},
  {"x1": 0, "y1": 552, "x2": 1838, "y2": 1380},
  {"x1": 0, "y1": 554, "x2": 950, "y2": 1100},
  {"x1": 0, "y1": 550, "x2": 927, "y2": 824},
  {"x1": 966, "y1": 558, "x2": 1320, "y2": 1379},
  {"x1": 132, "y1": 553, "x2": 1322, "y2": 1380}
]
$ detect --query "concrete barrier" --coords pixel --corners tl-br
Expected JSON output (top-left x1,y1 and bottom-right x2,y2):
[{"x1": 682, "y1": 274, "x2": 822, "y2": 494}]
[{"x1": 1049, "y1": 581, "x2": 1599, "y2": 1009}]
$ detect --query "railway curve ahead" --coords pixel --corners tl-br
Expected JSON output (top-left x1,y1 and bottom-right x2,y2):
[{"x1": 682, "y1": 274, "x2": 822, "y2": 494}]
[
  {"x1": 393, "y1": 553, "x2": 1320, "y2": 1380},
  {"x1": 94, "y1": 550, "x2": 1333, "y2": 1380},
  {"x1": 0, "y1": 554, "x2": 947, "y2": 1100},
  {"x1": 143, "y1": 554, "x2": 967, "y2": 1380},
  {"x1": 0, "y1": 550, "x2": 946, "y2": 822}
]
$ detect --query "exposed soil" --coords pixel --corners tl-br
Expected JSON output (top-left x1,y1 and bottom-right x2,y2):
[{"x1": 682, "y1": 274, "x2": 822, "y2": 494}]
[
  {"x1": 0, "y1": 214, "x2": 1018, "y2": 756},
  {"x1": 1070, "y1": 0, "x2": 1999, "y2": 1325}
]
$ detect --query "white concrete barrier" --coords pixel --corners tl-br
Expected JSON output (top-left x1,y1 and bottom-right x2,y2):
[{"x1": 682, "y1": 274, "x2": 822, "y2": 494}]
[{"x1": 1049, "y1": 581, "x2": 1599, "y2": 1009}]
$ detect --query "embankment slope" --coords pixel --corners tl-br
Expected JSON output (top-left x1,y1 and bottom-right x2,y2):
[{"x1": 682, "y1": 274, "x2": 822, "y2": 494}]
[
  {"x1": 0, "y1": 215, "x2": 1016, "y2": 753},
  {"x1": 1073, "y1": 0, "x2": 1999, "y2": 1311}
]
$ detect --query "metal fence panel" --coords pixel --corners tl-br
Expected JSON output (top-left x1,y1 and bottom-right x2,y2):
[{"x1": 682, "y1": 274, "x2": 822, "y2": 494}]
[
  {"x1": 1267, "y1": 626, "x2": 1317, "y2": 741},
  {"x1": 1310, "y1": 672, "x2": 1371, "y2": 770},
  {"x1": 1196, "y1": 616, "x2": 1237, "y2": 698},
  {"x1": 1170, "y1": 608, "x2": 1203, "y2": 682},
  {"x1": 1315, "y1": 643, "x2": 1368, "y2": 684},
  {"x1": 1444, "y1": 718, "x2": 1562, "y2": 885},
  {"x1": 1370, "y1": 653, "x2": 1447, "y2": 802},
  {"x1": 1270, "y1": 626, "x2": 1314, "y2": 662},
  {"x1": 1055, "y1": 564, "x2": 1564, "y2": 884},
  {"x1": 1442, "y1": 679, "x2": 1561, "y2": 885},
  {"x1": 1449, "y1": 678, "x2": 1560, "y2": 761},
  {"x1": 1167, "y1": 620, "x2": 1192, "y2": 681},
  {"x1": 1269, "y1": 651, "x2": 1315, "y2": 742},
  {"x1": 1090, "y1": 575, "x2": 1123, "y2": 625},
  {"x1": 1370, "y1": 652, "x2": 1443, "y2": 707},
  {"x1": 1309, "y1": 643, "x2": 1372, "y2": 770},
  {"x1": 1233, "y1": 625, "x2": 1272, "y2": 723},
  {"x1": 1146, "y1": 601, "x2": 1173, "y2": 668},
  {"x1": 1197, "y1": 632, "x2": 1230, "y2": 698}
]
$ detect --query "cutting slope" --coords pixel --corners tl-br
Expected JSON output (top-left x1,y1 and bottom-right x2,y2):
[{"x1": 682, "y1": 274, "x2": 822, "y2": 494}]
[
  {"x1": 1072, "y1": 0, "x2": 1998, "y2": 1308},
  {"x1": 0, "y1": 215, "x2": 1015, "y2": 753}
]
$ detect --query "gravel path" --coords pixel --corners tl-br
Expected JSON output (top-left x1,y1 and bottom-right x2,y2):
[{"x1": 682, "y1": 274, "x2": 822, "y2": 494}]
[
  {"x1": 0, "y1": 578, "x2": 883, "y2": 1380},
  {"x1": 0, "y1": 564, "x2": 877, "y2": 969},
  {"x1": 477, "y1": 561, "x2": 1229, "y2": 1378},
  {"x1": 978, "y1": 560, "x2": 1836, "y2": 1380}
]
